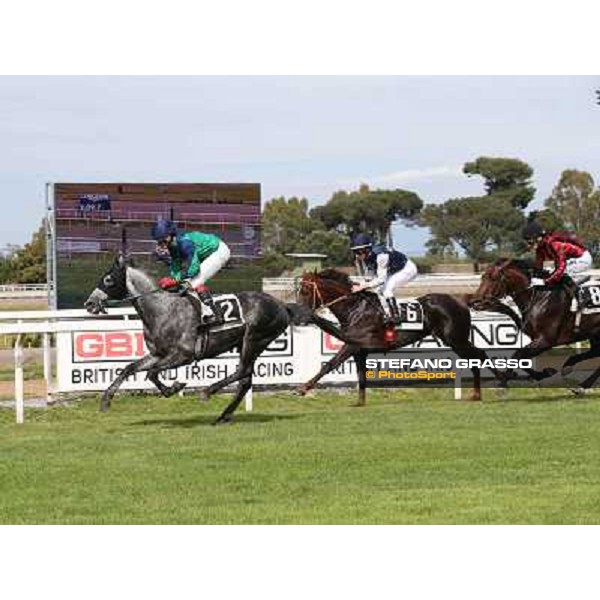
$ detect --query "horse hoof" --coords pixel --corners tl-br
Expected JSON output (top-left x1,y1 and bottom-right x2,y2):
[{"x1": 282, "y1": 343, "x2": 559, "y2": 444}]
[
  {"x1": 561, "y1": 365, "x2": 574, "y2": 377},
  {"x1": 570, "y1": 387, "x2": 586, "y2": 397},
  {"x1": 100, "y1": 401, "x2": 110, "y2": 412},
  {"x1": 171, "y1": 382, "x2": 187, "y2": 395},
  {"x1": 294, "y1": 386, "x2": 308, "y2": 396},
  {"x1": 213, "y1": 417, "x2": 233, "y2": 426}
]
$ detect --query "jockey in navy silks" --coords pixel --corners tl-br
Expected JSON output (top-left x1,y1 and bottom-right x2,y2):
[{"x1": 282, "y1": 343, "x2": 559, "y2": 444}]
[
  {"x1": 151, "y1": 219, "x2": 231, "y2": 326},
  {"x1": 350, "y1": 233, "x2": 418, "y2": 324}
]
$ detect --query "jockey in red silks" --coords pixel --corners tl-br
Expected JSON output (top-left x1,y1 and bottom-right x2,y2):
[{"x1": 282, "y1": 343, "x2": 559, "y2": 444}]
[{"x1": 523, "y1": 221, "x2": 592, "y2": 289}]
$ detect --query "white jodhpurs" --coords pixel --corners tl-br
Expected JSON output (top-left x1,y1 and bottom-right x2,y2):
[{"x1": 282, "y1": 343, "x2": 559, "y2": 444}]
[
  {"x1": 189, "y1": 241, "x2": 231, "y2": 288},
  {"x1": 381, "y1": 259, "x2": 418, "y2": 297},
  {"x1": 566, "y1": 250, "x2": 592, "y2": 279}
]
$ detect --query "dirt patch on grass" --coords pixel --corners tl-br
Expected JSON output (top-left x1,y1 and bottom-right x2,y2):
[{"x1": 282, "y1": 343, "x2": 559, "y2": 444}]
[{"x1": 0, "y1": 378, "x2": 48, "y2": 399}]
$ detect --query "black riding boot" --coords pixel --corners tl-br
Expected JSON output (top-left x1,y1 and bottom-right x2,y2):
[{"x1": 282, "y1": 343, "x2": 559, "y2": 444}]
[
  {"x1": 385, "y1": 297, "x2": 401, "y2": 326},
  {"x1": 563, "y1": 276, "x2": 579, "y2": 310},
  {"x1": 183, "y1": 290, "x2": 205, "y2": 322},
  {"x1": 198, "y1": 290, "x2": 224, "y2": 326}
]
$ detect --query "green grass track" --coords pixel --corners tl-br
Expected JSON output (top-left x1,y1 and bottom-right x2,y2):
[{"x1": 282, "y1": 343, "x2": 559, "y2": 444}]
[{"x1": 2, "y1": 388, "x2": 600, "y2": 524}]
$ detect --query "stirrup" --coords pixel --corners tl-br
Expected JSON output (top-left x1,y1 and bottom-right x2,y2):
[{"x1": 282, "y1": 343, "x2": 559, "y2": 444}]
[
  {"x1": 202, "y1": 308, "x2": 224, "y2": 325},
  {"x1": 184, "y1": 291, "x2": 204, "y2": 320},
  {"x1": 385, "y1": 299, "x2": 401, "y2": 326},
  {"x1": 200, "y1": 299, "x2": 224, "y2": 325},
  {"x1": 201, "y1": 315, "x2": 224, "y2": 326}
]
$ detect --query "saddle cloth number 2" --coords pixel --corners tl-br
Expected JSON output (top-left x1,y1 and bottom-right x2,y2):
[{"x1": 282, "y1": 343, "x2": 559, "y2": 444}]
[{"x1": 215, "y1": 298, "x2": 241, "y2": 322}]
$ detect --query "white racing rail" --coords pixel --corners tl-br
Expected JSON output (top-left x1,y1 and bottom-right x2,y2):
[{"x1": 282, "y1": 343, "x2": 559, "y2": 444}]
[
  {"x1": 0, "y1": 307, "x2": 523, "y2": 424},
  {"x1": 0, "y1": 308, "x2": 135, "y2": 424}
]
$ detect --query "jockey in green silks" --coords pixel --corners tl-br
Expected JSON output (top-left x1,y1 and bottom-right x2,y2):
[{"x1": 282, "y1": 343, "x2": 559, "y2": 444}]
[{"x1": 151, "y1": 219, "x2": 231, "y2": 326}]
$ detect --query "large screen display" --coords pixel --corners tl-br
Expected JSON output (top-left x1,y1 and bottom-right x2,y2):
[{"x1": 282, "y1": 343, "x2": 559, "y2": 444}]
[{"x1": 50, "y1": 182, "x2": 261, "y2": 309}]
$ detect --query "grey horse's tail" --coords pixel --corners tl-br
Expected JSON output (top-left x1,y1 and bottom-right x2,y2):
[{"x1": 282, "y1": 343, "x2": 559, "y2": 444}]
[{"x1": 285, "y1": 303, "x2": 314, "y2": 326}]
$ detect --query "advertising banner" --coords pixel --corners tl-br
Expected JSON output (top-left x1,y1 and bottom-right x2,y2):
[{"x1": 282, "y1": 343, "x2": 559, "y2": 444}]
[{"x1": 56, "y1": 316, "x2": 529, "y2": 393}]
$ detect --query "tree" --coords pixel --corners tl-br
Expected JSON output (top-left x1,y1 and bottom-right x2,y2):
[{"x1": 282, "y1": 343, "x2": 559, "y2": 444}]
[
  {"x1": 545, "y1": 169, "x2": 595, "y2": 232},
  {"x1": 541, "y1": 169, "x2": 600, "y2": 255},
  {"x1": 421, "y1": 196, "x2": 524, "y2": 271},
  {"x1": 296, "y1": 230, "x2": 350, "y2": 266},
  {"x1": 578, "y1": 191, "x2": 600, "y2": 255},
  {"x1": 420, "y1": 155, "x2": 535, "y2": 269},
  {"x1": 463, "y1": 156, "x2": 535, "y2": 209},
  {"x1": 0, "y1": 222, "x2": 46, "y2": 284},
  {"x1": 310, "y1": 184, "x2": 423, "y2": 242},
  {"x1": 262, "y1": 197, "x2": 319, "y2": 256},
  {"x1": 261, "y1": 196, "x2": 350, "y2": 270}
]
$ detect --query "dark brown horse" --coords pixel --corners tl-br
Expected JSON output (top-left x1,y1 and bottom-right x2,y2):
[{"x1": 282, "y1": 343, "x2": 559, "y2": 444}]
[
  {"x1": 475, "y1": 258, "x2": 600, "y2": 392},
  {"x1": 297, "y1": 269, "x2": 514, "y2": 404}
]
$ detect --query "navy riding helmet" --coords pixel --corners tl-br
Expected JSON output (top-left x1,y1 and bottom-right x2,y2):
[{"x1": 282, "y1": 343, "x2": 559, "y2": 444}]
[
  {"x1": 151, "y1": 219, "x2": 178, "y2": 242},
  {"x1": 350, "y1": 233, "x2": 374, "y2": 252}
]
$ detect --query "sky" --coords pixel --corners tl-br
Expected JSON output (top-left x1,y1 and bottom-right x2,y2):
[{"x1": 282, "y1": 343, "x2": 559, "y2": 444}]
[{"x1": 1, "y1": 75, "x2": 599, "y2": 254}]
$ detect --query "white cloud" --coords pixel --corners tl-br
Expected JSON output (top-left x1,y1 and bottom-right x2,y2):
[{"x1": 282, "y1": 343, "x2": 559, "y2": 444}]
[{"x1": 357, "y1": 165, "x2": 463, "y2": 186}]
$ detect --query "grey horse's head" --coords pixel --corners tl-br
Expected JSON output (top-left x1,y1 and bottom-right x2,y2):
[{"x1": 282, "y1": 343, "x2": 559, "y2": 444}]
[{"x1": 84, "y1": 253, "x2": 129, "y2": 314}]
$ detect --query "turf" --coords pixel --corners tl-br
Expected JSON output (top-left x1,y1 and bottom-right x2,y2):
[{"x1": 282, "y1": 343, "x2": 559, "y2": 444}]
[{"x1": 2, "y1": 388, "x2": 600, "y2": 524}]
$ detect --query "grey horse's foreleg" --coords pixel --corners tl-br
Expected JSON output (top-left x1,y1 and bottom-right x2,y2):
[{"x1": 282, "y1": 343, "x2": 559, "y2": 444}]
[
  {"x1": 147, "y1": 371, "x2": 187, "y2": 397},
  {"x1": 101, "y1": 351, "x2": 192, "y2": 411},
  {"x1": 101, "y1": 354, "x2": 161, "y2": 411},
  {"x1": 202, "y1": 332, "x2": 276, "y2": 423},
  {"x1": 214, "y1": 374, "x2": 253, "y2": 425},
  {"x1": 296, "y1": 344, "x2": 356, "y2": 395},
  {"x1": 199, "y1": 360, "x2": 255, "y2": 401}
]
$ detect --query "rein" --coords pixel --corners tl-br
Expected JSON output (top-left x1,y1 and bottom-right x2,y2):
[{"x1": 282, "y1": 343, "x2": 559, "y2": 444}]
[
  {"x1": 104, "y1": 287, "x2": 163, "y2": 307},
  {"x1": 479, "y1": 263, "x2": 533, "y2": 303},
  {"x1": 479, "y1": 263, "x2": 549, "y2": 331},
  {"x1": 299, "y1": 278, "x2": 352, "y2": 310}
]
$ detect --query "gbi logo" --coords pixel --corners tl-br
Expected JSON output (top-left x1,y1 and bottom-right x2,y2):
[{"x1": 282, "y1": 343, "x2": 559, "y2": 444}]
[{"x1": 74, "y1": 332, "x2": 146, "y2": 362}]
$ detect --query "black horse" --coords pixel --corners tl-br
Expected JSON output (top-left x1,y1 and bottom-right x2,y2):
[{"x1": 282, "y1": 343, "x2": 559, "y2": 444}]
[
  {"x1": 84, "y1": 253, "x2": 296, "y2": 424},
  {"x1": 476, "y1": 258, "x2": 600, "y2": 393},
  {"x1": 297, "y1": 269, "x2": 516, "y2": 404}
]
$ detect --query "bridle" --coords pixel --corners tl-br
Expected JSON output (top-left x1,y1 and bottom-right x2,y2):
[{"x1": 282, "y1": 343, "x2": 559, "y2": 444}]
[
  {"x1": 104, "y1": 287, "x2": 163, "y2": 307},
  {"x1": 298, "y1": 277, "x2": 351, "y2": 310},
  {"x1": 479, "y1": 261, "x2": 532, "y2": 302}
]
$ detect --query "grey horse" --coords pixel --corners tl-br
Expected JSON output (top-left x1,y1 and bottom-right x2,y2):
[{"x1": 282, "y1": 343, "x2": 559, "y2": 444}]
[{"x1": 84, "y1": 253, "x2": 299, "y2": 424}]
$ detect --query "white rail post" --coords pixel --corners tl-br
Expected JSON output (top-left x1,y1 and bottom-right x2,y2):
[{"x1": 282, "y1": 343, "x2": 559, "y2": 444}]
[
  {"x1": 14, "y1": 328, "x2": 24, "y2": 424},
  {"x1": 43, "y1": 332, "x2": 52, "y2": 403},
  {"x1": 244, "y1": 387, "x2": 253, "y2": 412},
  {"x1": 454, "y1": 371, "x2": 462, "y2": 401}
]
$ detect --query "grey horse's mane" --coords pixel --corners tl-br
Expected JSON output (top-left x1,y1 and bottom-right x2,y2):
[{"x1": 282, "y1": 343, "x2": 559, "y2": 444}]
[{"x1": 126, "y1": 265, "x2": 157, "y2": 294}]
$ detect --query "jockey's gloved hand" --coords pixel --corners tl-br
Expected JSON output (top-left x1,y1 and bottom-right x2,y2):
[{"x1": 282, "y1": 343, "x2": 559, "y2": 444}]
[
  {"x1": 178, "y1": 279, "x2": 193, "y2": 296},
  {"x1": 158, "y1": 276, "x2": 178, "y2": 290}
]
